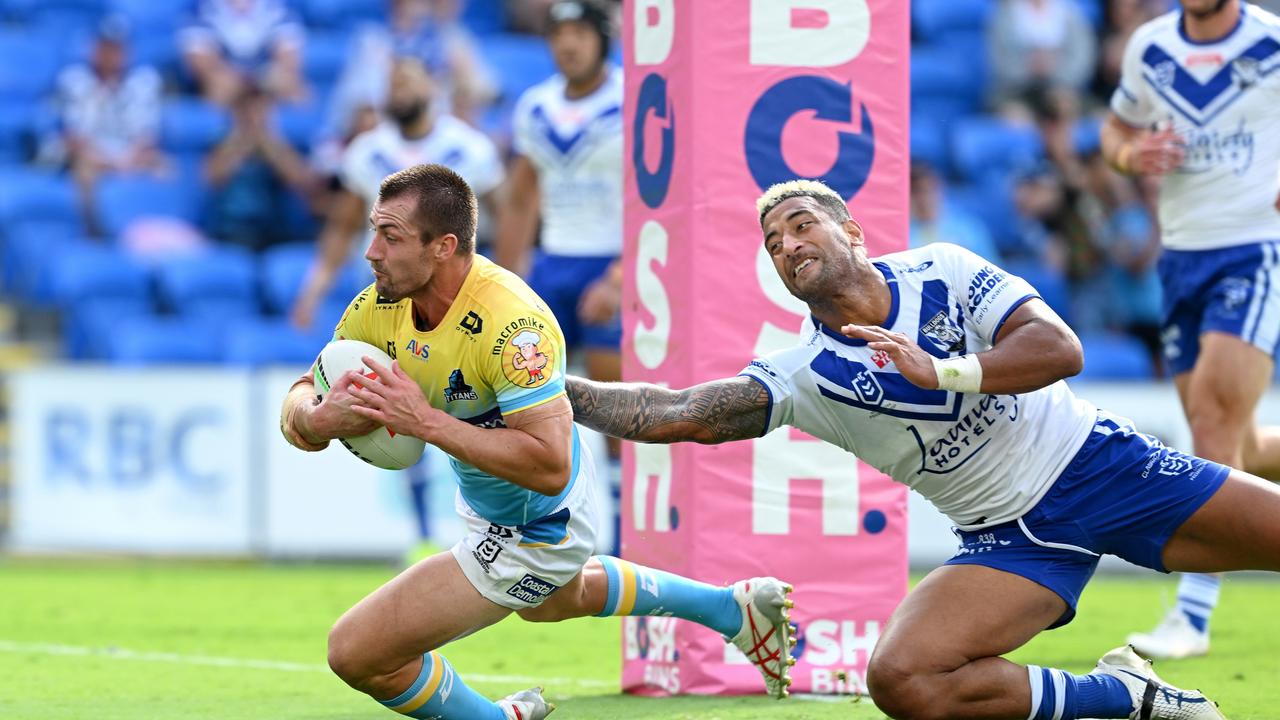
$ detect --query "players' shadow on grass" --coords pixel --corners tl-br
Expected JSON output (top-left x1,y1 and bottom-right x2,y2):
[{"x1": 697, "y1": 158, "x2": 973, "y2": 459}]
[{"x1": 554, "y1": 693, "x2": 876, "y2": 719}]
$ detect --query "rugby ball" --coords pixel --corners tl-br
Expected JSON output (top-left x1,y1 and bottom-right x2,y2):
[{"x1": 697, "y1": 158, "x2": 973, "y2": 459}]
[{"x1": 313, "y1": 339, "x2": 426, "y2": 470}]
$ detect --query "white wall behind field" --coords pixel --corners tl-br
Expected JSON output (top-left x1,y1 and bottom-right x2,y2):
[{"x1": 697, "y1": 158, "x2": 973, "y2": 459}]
[{"x1": 6, "y1": 367, "x2": 1277, "y2": 569}]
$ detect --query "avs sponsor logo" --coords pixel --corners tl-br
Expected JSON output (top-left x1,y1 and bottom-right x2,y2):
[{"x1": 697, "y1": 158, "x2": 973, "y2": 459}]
[
  {"x1": 472, "y1": 537, "x2": 503, "y2": 573},
  {"x1": 458, "y1": 310, "x2": 484, "y2": 336},
  {"x1": 966, "y1": 265, "x2": 1009, "y2": 320},
  {"x1": 920, "y1": 311, "x2": 966, "y2": 353},
  {"x1": 747, "y1": 359, "x2": 777, "y2": 378},
  {"x1": 505, "y1": 574, "x2": 560, "y2": 604},
  {"x1": 744, "y1": 75, "x2": 875, "y2": 200},
  {"x1": 404, "y1": 338, "x2": 429, "y2": 361},
  {"x1": 909, "y1": 394, "x2": 1019, "y2": 474},
  {"x1": 444, "y1": 369, "x2": 478, "y2": 402},
  {"x1": 850, "y1": 368, "x2": 883, "y2": 405}
]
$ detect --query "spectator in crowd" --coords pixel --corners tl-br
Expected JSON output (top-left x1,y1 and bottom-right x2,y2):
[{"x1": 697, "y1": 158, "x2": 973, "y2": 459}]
[
  {"x1": 1095, "y1": 0, "x2": 1168, "y2": 98},
  {"x1": 47, "y1": 17, "x2": 165, "y2": 237},
  {"x1": 909, "y1": 163, "x2": 1002, "y2": 263},
  {"x1": 322, "y1": 0, "x2": 496, "y2": 141},
  {"x1": 988, "y1": 0, "x2": 1097, "y2": 108},
  {"x1": 181, "y1": 0, "x2": 309, "y2": 105},
  {"x1": 205, "y1": 82, "x2": 319, "y2": 252},
  {"x1": 506, "y1": 0, "x2": 558, "y2": 33}
]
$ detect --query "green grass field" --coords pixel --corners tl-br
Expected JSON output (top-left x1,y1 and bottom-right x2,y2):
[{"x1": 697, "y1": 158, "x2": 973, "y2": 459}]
[{"x1": 2, "y1": 560, "x2": 1276, "y2": 719}]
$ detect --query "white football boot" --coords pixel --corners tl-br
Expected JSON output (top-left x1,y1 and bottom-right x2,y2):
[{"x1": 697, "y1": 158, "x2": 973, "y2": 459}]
[
  {"x1": 1126, "y1": 610, "x2": 1210, "y2": 660},
  {"x1": 728, "y1": 577, "x2": 796, "y2": 699},
  {"x1": 1092, "y1": 645, "x2": 1225, "y2": 719},
  {"x1": 498, "y1": 686, "x2": 554, "y2": 720}
]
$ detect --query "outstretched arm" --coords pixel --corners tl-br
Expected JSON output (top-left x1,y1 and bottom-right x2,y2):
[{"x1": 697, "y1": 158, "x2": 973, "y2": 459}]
[{"x1": 566, "y1": 375, "x2": 771, "y2": 444}]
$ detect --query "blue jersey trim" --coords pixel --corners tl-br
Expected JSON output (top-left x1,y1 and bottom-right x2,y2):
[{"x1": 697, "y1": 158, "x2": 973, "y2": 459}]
[
  {"x1": 498, "y1": 381, "x2": 566, "y2": 414},
  {"x1": 811, "y1": 262, "x2": 900, "y2": 347},
  {"x1": 738, "y1": 373, "x2": 775, "y2": 436},
  {"x1": 991, "y1": 293, "x2": 1039, "y2": 341}
]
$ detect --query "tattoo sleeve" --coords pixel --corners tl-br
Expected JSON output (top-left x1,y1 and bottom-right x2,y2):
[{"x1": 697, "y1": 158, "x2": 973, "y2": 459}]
[{"x1": 565, "y1": 375, "x2": 771, "y2": 444}]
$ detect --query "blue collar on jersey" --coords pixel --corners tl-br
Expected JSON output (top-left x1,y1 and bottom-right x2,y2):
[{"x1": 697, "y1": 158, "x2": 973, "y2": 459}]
[
  {"x1": 1178, "y1": 2, "x2": 1247, "y2": 46},
  {"x1": 812, "y1": 261, "x2": 900, "y2": 347}
]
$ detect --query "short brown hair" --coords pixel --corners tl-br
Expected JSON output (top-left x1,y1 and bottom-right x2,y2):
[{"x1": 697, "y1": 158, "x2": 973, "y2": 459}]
[{"x1": 378, "y1": 163, "x2": 478, "y2": 253}]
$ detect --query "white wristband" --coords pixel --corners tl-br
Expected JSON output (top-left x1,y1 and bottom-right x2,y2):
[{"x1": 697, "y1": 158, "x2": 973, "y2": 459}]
[{"x1": 933, "y1": 354, "x2": 983, "y2": 394}]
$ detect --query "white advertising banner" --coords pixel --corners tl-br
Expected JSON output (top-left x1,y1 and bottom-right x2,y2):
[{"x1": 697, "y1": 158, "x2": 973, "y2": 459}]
[
  {"x1": 256, "y1": 369, "x2": 420, "y2": 557},
  {"x1": 10, "y1": 367, "x2": 254, "y2": 554}
]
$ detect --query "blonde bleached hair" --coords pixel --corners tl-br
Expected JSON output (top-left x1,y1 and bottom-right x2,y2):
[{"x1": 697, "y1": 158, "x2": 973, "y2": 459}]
[{"x1": 755, "y1": 179, "x2": 852, "y2": 227}]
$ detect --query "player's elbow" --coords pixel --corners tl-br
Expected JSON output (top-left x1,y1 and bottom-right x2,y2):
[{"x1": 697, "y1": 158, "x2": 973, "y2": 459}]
[
  {"x1": 1056, "y1": 328, "x2": 1085, "y2": 379},
  {"x1": 530, "y1": 461, "x2": 572, "y2": 496}
]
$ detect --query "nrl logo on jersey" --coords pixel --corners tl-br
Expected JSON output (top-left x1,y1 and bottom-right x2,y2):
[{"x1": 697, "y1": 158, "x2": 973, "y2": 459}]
[{"x1": 921, "y1": 311, "x2": 966, "y2": 353}]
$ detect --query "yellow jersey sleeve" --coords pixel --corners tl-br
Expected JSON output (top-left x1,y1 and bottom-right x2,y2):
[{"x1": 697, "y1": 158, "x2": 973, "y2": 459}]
[{"x1": 480, "y1": 307, "x2": 568, "y2": 415}]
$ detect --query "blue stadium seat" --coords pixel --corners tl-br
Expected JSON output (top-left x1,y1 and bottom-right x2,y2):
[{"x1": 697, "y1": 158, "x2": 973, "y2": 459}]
[
  {"x1": 946, "y1": 182, "x2": 1020, "y2": 252},
  {"x1": 1073, "y1": 117, "x2": 1103, "y2": 156},
  {"x1": 260, "y1": 241, "x2": 317, "y2": 313},
  {"x1": 276, "y1": 101, "x2": 325, "y2": 150},
  {"x1": 299, "y1": 0, "x2": 381, "y2": 29},
  {"x1": 483, "y1": 33, "x2": 556, "y2": 101},
  {"x1": 912, "y1": 0, "x2": 992, "y2": 42},
  {"x1": 0, "y1": 168, "x2": 78, "y2": 225},
  {"x1": 950, "y1": 118, "x2": 1044, "y2": 182},
  {"x1": 303, "y1": 29, "x2": 352, "y2": 87},
  {"x1": 0, "y1": 106, "x2": 34, "y2": 163},
  {"x1": 1076, "y1": 332, "x2": 1156, "y2": 380},
  {"x1": 47, "y1": 245, "x2": 152, "y2": 306},
  {"x1": 98, "y1": 175, "x2": 202, "y2": 237},
  {"x1": 910, "y1": 115, "x2": 948, "y2": 172},
  {"x1": 1004, "y1": 260, "x2": 1072, "y2": 326},
  {"x1": 2, "y1": 220, "x2": 86, "y2": 299},
  {"x1": 160, "y1": 98, "x2": 231, "y2": 154},
  {"x1": 106, "y1": 0, "x2": 194, "y2": 33},
  {"x1": 105, "y1": 316, "x2": 223, "y2": 364},
  {"x1": 154, "y1": 247, "x2": 257, "y2": 313},
  {"x1": 463, "y1": 0, "x2": 506, "y2": 35},
  {"x1": 223, "y1": 317, "x2": 329, "y2": 366},
  {"x1": 911, "y1": 47, "x2": 980, "y2": 113},
  {"x1": 0, "y1": 29, "x2": 62, "y2": 100},
  {"x1": 65, "y1": 297, "x2": 153, "y2": 359},
  {"x1": 1069, "y1": 0, "x2": 1104, "y2": 29}
]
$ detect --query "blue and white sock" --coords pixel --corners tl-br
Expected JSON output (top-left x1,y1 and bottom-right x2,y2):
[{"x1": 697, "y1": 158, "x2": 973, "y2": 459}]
[
  {"x1": 594, "y1": 556, "x2": 742, "y2": 637},
  {"x1": 1026, "y1": 665, "x2": 1133, "y2": 720},
  {"x1": 1175, "y1": 573, "x2": 1220, "y2": 634},
  {"x1": 379, "y1": 651, "x2": 503, "y2": 719}
]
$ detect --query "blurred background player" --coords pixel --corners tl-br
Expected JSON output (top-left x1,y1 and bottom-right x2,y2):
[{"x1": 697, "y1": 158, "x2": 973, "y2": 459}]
[
  {"x1": 292, "y1": 55, "x2": 505, "y2": 563},
  {"x1": 1103, "y1": 0, "x2": 1280, "y2": 658},
  {"x1": 495, "y1": 0, "x2": 623, "y2": 553},
  {"x1": 180, "y1": 0, "x2": 309, "y2": 105},
  {"x1": 281, "y1": 164, "x2": 795, "y2": 719}
]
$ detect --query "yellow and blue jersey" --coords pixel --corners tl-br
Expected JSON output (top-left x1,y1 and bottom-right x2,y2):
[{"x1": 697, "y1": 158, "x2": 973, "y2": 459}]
[{"x1": 332, "y1": 255, "x2": 581, "y2": 526}]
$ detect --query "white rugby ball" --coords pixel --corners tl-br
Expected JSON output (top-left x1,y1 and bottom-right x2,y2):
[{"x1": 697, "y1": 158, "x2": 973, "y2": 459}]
[{"x1": 313, "y1": 339, "x2": 426, "y2": 470}]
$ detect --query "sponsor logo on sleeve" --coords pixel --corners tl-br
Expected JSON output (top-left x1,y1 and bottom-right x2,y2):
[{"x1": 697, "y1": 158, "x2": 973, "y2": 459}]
[{"x1": 493, "y1": 317, "x2": 555, "y2": 388}]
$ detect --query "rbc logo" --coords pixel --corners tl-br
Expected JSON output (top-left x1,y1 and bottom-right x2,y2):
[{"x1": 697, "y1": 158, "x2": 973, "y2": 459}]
[
  {"x1": 744, "y1": 75, "x2": 875, "y2": 200},
  {"x1": 632, "y1": 72, "x2": 676, "y2": 209}
]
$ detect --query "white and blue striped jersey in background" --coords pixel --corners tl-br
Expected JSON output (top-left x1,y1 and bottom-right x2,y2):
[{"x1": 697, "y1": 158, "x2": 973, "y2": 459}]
[
  {"x1": 341, "y1": 117, "x2": 505, "y2": 206},
  {"x1": 741, "y1": 244, "x2": 1098, "y2": 530},
  {"x1": 1111, "y1": 4, "x2": 1280, "y2": 250},
  {"x1": 511, "y1": 65, "x2": 623, "y2": 257}
]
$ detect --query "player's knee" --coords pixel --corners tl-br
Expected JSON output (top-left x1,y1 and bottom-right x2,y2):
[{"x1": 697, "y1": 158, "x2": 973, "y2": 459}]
[
  {"x1": 326, "y1": 621, "x2": 390, "y2": 692},
  {"x1": 1186, "y1": 401, "x2": 1248, "y2": 456},
  {"x1": 866, "y1": 655, "x2": 944, "y2": 720}
]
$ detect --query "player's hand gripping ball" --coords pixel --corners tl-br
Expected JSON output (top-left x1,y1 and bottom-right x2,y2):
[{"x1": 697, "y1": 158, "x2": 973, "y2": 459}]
[{"x1": 314, "y1": 339, "x2": 426, "y2": 470}]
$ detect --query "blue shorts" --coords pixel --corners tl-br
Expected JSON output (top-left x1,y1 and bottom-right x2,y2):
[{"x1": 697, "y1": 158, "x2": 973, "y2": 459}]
[
  {"x1": 1159, "y1": 242, "x2": 1280, "y2": 375},
  {"x1": 945, "y1": 414, "x2": 1229, "y2": 629},
  {"x1": 527, "y1": 252, "x2": 621, "y2": 351}
]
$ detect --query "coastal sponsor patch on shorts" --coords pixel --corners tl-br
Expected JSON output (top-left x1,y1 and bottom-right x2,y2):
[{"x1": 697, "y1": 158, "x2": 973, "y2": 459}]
[{"x1": 505, "y1": 574, "x2": 560, "y2": 604}]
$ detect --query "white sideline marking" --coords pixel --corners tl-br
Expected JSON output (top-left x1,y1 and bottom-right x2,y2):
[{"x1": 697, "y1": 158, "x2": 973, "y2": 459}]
[{"x1": 0, "y1": 640, "x2": 615, "y2": 689}]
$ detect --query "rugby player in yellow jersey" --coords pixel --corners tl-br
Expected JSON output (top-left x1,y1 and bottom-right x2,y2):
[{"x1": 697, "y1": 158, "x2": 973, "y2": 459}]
[{"x1": 278, "y1": 164, "x2": 795, "y2": 719}]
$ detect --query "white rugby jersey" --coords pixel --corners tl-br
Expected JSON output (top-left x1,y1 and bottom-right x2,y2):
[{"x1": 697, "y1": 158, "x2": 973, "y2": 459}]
[
  {"x1": 341, "y1": 116, "x2": 505, "y2": 206},
  {"x1": 1111, "y1": 5, "x2": 1280, "y2": 250},
  {"x1": 741, "y1": 244, "x2": 1097, "y2": 530},
  {"x1": 511, "y1": 66, "x2": 623, "y2": 257}
]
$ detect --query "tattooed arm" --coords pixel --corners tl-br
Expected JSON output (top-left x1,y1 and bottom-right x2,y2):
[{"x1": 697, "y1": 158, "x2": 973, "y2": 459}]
[{"x1": 565, "y1": 375, "x2": 771, "y2": 444}]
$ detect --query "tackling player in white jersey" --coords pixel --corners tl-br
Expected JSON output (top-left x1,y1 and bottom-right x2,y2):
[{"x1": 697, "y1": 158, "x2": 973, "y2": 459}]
[
  {"x1": 568, "y1": 180, "x2": 1280, "y2": 720},
  {"x1": 495, "y1": 0, "x2": 626, "y2": 544},
  {"x1": 1102, "y1": 0, "x2": 1280, "y2": 658}
]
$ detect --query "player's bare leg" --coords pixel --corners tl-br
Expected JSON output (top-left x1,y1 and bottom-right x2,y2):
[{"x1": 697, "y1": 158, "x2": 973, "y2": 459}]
[
  {"x1": 519, "y1": 558, "x2": 796, "y2": 697},
  {"x1": 866, "y1": 565, "x2": 1220, "y2": 719},
  {"x1": 328, "y1": 551, "x2": 548, "y2": 719},
  {"x1": 1132, "y1": 332, "x2": 1279, "y2": 658},
  {"x1": 1161, "y1": 468, "x2": 1280, "y2": 573}
]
